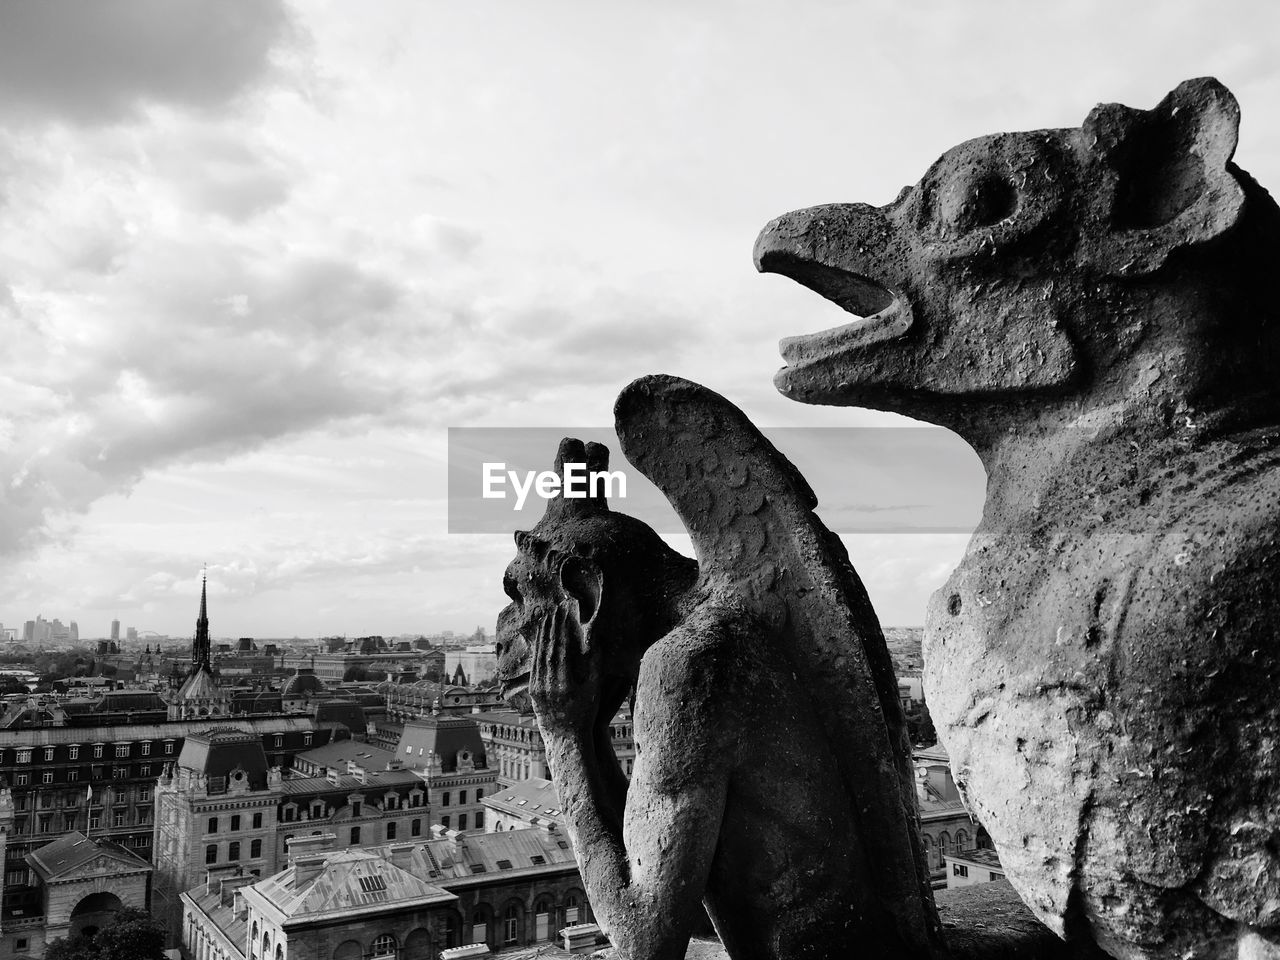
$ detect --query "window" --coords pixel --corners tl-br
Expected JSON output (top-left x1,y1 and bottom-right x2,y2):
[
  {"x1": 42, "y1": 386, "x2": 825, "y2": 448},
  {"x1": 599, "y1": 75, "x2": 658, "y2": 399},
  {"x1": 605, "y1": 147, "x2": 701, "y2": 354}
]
[
  {"x1": 273, "y1": 735, "x2": 283, "y2": 748},
  {"x1": 93, "y1": 744, "x2": 104, "y2": 759},
  {"x1": 38, "y1": 815, "x2": 51, "y2": 833},
  {"x1": 504, "y1": 904, "x2": 520, "y2": 944},
  {"x1": 89, "y1": 813, "x2": 101, "y2": 829},
  {"x1": 475, "y1": 811, "x2": 484, "y2": 829},
  {"x1": 351, "y1": 801, "x2": 361, "y2": 817},
  {"x1": 251, "y1": 839, "x2": 262, "y2": 858},
  {"x1": 476, "y1": 788, "x2": 484, "y2": 800},
  {"x1": 41, "y1": 772, "x2": 52, "y2": 785},
  {"x1": 16, "y1": 750, "x2": 30, "y2": 763},
  {"x1": 411, "y1": 819, "x2": 421, "y2": 837},
  {"x1": 141, "y1": 741, "x2": 151, "y2": 756},
  {"x1": 990, "y1": 871, "x2": 1002, "y2": 882},
  {"x1": 350, "y1": 826, "x2": 360, "y2": 844},
  {"x1": 472, "y1": 909, "x2": 488, "y2": 944},
  {"x1": 441, "y1": 792, "x2": 450, "y2": 807},
  {"x1": 15, "y1": 938, "x2": 28, "y2": 951},
  {"x1": 68, "y1": 769, "x2": 79, "y2": 782},
  {"x1": 139, "y1": 787, "x2": 152, "y2": 802},
  {"x1": 370, "y1": 934, "x2": 397, "y2": 958},
  {"x1": 252, "y1": 813, "x2": 262, "y2": 829},
  {"x1": 115, "y1": 744, "x2": 130, "y2": 758},
  {"x1": 140, "y1": 764, "x2": 151, "y2": 776},
  {"x1": 386, "y1": 822, "x2": 396, "y2": 840},
  {"x1": 206, "y1": 845, "x2": 217, "y2": 864},
  {"x1": 303, "y1": 733, "x2": 313, "y2": 746},
  {"x1": 16, "y1": 774, "x2": 28, "y2": 786},
  {"x1": 164, "y1": 740, "x2": 175, "y2": 754},
  {"x1": 954, "y1": 863, "x2": 969, "y2": 877},
  {"x1": 63, "y1": 813, "x2": 75, "y2": 830},
  {"x1": 69, "y1": 745, "x2": 79, "y2": 760},
  {"x1": 112, "y1": 811, "x2": 125, "y2": 828},
  {"x1": 231, "y1": 815, "x2": 241, "y2": 831},
  {"x1": 440, "y1": 815, "x2": 449, "y2": 829},
  {"x1": 114, "y1": 765, "x2": 128, "y2": 779},
  {"x1": 43, "y1": 747, "x2": 54, "y2": 761},
  {"x1": 459, "y1": 790, "x2": 467, "y2": 805},
  {"x1": 208, "y1": 816, "x2": 218, "y2": 834},
  {"x1": 228, "y1": 841, "x2": 240, "y2": 860},
  {"x1": 458, "y1": 814, "x2": 467, "y2": 830},
  {"x1": 535, "y1": 899, "x2": 553, "y2": 940},
  {"x1": 566, "y1": 894, "x2": 580, "y2": 924}
]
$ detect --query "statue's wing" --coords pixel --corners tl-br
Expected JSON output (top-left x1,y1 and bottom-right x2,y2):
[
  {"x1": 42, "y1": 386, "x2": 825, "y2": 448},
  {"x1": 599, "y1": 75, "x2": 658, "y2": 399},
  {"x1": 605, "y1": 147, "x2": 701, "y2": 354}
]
[{"x1": 615, "y1": 374, "x2": 939, "y2": 949}]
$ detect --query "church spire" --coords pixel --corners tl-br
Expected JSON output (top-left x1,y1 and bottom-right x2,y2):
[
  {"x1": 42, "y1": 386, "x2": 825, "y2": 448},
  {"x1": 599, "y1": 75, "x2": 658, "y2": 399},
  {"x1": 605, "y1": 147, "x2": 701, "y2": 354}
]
[{"x1": 192, "y1": 573, "x2": 211, "y2": 672}]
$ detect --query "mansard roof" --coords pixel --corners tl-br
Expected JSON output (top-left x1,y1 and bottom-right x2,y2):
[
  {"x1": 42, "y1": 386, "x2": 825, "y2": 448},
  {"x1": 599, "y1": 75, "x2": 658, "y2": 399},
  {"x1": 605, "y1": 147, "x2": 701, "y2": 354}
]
[
  {"x1": 395, "y1": 713, "x2": 486, "y2": 772},
  {"x1": 176, "y1": 728, "x2": 270, "y2": 789}
]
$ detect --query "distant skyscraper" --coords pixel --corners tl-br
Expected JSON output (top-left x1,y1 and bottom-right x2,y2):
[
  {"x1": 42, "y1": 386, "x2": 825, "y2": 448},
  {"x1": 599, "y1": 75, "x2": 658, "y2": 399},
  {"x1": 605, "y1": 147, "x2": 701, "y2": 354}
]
[
  {"x1": 70, "y1": 621, "x2": 78, "y2": 641},
  {"x1": 111, "y1": 619, "x2": 120, "y2": 642},
  {"x1": 126, "y1": 627, "x2": 138, "y2": 641},
  {"x1": 22, "y1": 621, "x2": 34, "y2": 642}
]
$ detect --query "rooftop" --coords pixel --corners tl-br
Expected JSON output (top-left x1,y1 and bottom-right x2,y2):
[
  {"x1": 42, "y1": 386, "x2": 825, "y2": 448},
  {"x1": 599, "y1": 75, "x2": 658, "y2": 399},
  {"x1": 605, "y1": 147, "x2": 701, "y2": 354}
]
[
  {"x1": 294, "y1": 739, "x2": 396, "y2": 773},
  {"x1": 418, "y1": 826, "x2": 576, "y2": 882},
  {"x1": 249, "y1": 848, "x2": 454, "y2": 923},
  {"x1": 949, "y1": 847, "x2": 1004, "y2": 870},
  {"x1": 485, "y1": 777, "x2": 563, "y2": 823},
  {"x1": 277, "y1": 769, "x2": 423, "y2": 795},
  {"x1": 26, "y1": 831, "x2": 150, "y2": 882}
]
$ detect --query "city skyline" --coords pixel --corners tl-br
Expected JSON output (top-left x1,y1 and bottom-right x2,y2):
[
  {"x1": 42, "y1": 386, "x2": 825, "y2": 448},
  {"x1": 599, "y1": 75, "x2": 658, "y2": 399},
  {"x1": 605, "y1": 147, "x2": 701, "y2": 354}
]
[{"x1": 3, "y1": 2, "x2": 1280, "y2": 636}]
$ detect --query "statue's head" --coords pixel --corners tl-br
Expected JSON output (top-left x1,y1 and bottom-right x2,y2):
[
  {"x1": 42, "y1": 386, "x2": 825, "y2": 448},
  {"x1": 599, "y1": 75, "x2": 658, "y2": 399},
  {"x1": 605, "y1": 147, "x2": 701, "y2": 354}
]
[
  {"x1": 755, "y1": 77, "x2": 1280, "y2": 442},
  {"x1": 494, "y1": 438, "x2": 697, "y2": 710}
]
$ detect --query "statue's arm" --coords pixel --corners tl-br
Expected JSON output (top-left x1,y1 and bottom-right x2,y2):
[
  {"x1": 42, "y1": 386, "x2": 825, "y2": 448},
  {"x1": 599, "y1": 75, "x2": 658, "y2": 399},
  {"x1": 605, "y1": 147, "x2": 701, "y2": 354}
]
[{"x1": 534, "y1": 607, "x2": 739, "y2": 960}]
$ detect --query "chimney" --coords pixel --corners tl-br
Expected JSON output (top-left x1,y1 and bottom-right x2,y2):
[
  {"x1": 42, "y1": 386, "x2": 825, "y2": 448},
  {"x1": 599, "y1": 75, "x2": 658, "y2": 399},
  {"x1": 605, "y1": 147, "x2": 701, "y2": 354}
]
[
  {"x1": 387, "y1": 841, "x2": 416, "y2": 872},
  {"x1": 351, "y1": 765, "x2": 367, "y2": 785},
  {"x1": 220, "y1": 874, "x2": 254, "y2": 907},
  {"x1": 325, "y1": 768, "x2": 340, "y2": 785},
  {"x1": 287, "y1": 832, "x2": 337, "y2": 864},
  {"x1": 231, "y1": 889, "x2": 249, "y2": 919},
  {"x1": 562, "y1": 923, "x2": 605, "y2": 954},
  {"x1": 293, "y1": 853, "x2": 328, "y2": 887},
  {"x1": 914, "y1": 766, "x2": 930, "y2": 803}
]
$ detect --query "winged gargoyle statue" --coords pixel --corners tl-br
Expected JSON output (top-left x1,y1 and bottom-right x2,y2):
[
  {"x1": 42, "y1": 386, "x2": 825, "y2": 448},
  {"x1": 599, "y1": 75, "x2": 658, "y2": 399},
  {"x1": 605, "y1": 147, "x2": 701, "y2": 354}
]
[
  {"x1": 495, "y1": 374, "x2": 943, "y2": 960},
  {"x1": 755, "y1": 77, "x2": 1280, "y2": 960}
]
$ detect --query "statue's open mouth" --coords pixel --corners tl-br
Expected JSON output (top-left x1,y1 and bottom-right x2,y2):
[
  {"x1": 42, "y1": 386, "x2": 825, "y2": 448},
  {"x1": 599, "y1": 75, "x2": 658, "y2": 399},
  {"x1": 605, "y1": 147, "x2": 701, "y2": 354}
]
[
  {"x1": 500, "y1": 672, "x2": 530, "y2": 698},
  {"x1": 756, "y1": 253, "x2": 913, "y2": 365}
]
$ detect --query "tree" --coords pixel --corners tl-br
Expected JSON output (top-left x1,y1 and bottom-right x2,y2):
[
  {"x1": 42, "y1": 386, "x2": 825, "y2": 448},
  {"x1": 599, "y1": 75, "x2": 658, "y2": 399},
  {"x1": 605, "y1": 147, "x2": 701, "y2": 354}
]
[
  {"x1": 0, "y1": 675, "x2": 29, "y2": 696},
  {"x1": 905, "y1": 698, "x2": 937, "y2": 747},
  {"x1": 45, "y1": 909, "x2": 166, "y2": 960}
]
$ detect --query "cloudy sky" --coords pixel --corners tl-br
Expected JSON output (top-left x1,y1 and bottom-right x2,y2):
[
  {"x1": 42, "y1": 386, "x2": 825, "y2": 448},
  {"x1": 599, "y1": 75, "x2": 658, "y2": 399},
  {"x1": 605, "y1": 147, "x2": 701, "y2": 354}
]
[{"x1": 2, "y1": 1, "x2": 1278, "y2": 640}]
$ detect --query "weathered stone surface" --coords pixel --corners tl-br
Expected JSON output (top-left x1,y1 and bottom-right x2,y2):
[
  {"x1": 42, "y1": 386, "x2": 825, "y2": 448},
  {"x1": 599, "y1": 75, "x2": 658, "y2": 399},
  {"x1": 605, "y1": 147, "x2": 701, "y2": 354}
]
[
  {"x1": 756, "y1": 78, "x2": 1280, "y2": 960},
  {"x1": 495, "y1": 375, "x2": 943, "y2": 960}
]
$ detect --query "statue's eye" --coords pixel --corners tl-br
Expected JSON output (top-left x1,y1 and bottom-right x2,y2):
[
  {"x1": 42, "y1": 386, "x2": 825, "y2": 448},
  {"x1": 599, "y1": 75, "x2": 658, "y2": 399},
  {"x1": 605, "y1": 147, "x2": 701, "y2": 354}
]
[
  {"x1": 503, "y1": 571, "x2": 522, "y2": 605},
  {"x1": 937, "y1": 172, "x2": 1018, "y2": 235}
]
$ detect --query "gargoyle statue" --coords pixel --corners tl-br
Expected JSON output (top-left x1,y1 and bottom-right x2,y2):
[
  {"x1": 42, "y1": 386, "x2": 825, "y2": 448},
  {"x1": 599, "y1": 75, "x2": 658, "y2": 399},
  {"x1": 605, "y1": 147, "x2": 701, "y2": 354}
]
[
  {"x1": 495, "y1": 375, "x2": 943, "y2": 960},
  {"x1": 755, "y1": 77, "x2": 1280, "y2": 960}
]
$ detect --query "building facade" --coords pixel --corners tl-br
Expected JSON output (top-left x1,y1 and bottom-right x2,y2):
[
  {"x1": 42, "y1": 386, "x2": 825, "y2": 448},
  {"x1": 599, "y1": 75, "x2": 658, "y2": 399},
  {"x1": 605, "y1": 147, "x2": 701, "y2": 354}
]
[
  {"x1": 0, "y1": 716, "x2": 340, "y2": 926},
  {"x1": 181, "y1": 827, "x2": 591, "y2": 960}
]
